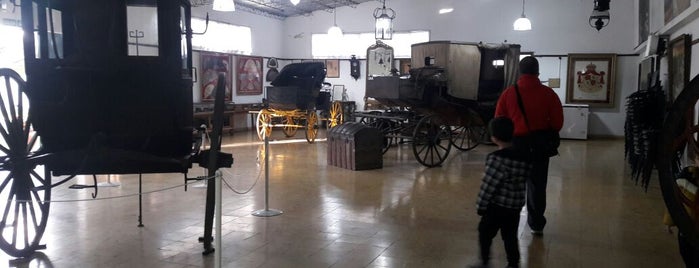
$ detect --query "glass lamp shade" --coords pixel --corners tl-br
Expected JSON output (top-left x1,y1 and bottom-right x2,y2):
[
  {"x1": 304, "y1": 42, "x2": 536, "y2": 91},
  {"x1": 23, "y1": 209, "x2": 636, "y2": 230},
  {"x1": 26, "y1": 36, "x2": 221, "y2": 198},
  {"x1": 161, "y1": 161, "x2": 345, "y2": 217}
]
[
  {"x1": 513, "y1": 16, "x2": 531, "y2": 31},
  {"x1": 375, "y1": 15, "x2": 393, "y2": 40},
  {"x1": 213, "y1": 0, "x2": 235, "y2": 11},
  {"x1": 328, "y1": 25, "x2": 343, "y2": 38},
  {"x1": 290, "y1": 0, "x2": 300, "y2": 6}
]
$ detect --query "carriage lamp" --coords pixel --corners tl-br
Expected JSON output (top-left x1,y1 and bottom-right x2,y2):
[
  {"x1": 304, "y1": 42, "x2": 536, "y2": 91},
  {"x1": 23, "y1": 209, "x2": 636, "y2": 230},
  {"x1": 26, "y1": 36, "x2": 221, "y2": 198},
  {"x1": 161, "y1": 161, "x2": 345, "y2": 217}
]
[
  {"x1": 513, "y1": 0, "x2": 531, "y2": 31},
  {"x1": 589, "y1": 0, "x2": 610, "y2": 31},
  {"x1": 213, "y1": 0, "x2": 235, "y2": 11},
  {"x1": 374, "y1": 0, "x2": 395, "y2": 40}
]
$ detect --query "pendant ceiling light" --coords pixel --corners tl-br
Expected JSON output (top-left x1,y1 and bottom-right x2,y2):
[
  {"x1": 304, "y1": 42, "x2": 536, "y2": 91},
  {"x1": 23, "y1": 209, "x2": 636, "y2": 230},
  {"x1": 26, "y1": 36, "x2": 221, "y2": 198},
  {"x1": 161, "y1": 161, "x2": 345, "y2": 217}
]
[
  {"x1": 290, "y1": 0, "x2": 300, "y2": 6},
  {"x1": 589, "y1": 0, "x2": 610, "y2": 31},
  {"x1": 213, "y1": 0, "x2": 235, "y2": 11},
  {"x1": 373, "y1": 0, "x2": 395, "y2": 40},
  {"x1": 513, "y1": 0, "x2": 531, "y2": 31},
  {"x1": 328, "y1": 9, "x2": 343, "y2": 38}
]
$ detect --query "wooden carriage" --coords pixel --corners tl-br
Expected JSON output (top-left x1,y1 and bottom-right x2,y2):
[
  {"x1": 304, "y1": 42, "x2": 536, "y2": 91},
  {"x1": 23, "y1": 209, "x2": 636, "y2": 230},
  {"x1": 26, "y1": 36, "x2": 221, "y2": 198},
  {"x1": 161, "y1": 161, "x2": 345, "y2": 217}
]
[
  {"x1": 255, "y1": 62, "x2": 343, "y2": 143},
  {"x1": 0, "y1": 0, "x2": 231, "y2": 257},
  {"x1": 360, "y1": 41, "x2": 520, "y2": 167}
]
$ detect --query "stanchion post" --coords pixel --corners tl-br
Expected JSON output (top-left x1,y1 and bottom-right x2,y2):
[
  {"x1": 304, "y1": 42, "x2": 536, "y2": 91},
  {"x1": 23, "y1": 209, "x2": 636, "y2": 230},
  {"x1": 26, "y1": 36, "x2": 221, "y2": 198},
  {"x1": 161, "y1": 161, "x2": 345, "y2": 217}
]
[
  {"x1": 215, "y1": 170, "x2": 222, "y2": 268},
  {"x1": 252, "y1": 135, "x2": 283, "y2": 217}
]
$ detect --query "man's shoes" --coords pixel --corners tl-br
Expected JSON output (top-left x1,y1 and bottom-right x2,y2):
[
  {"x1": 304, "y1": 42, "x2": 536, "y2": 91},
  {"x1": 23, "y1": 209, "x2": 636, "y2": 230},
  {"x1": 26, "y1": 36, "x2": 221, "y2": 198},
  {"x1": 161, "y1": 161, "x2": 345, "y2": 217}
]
[{"x1": 530, "y1": 229, "x2": 544, "y2": 236}]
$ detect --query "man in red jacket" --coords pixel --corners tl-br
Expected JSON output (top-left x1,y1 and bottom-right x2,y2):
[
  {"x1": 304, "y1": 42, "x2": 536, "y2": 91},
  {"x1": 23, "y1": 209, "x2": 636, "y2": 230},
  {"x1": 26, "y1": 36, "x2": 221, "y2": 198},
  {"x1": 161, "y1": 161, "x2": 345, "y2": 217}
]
[{"x1": 495, "y1": 56, "x2": 564, "y2": 235}]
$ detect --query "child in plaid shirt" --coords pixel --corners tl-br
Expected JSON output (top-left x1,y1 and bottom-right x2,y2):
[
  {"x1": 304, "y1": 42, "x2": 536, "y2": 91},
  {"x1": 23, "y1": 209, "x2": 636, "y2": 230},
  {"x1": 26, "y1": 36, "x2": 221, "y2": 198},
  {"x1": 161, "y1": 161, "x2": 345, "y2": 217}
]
[{"x1": 472, "y1": 117, "x2": 533, "y2": 268}]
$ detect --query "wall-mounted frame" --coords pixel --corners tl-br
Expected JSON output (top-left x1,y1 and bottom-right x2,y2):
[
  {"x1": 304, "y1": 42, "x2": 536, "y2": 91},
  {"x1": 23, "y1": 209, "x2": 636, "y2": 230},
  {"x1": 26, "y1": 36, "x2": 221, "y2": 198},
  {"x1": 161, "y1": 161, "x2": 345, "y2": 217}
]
[
  {"x1": 332, "y1": 84, "x2": 344, "y2": 101},
  {"x1": 192, "y1": 67, "x2": 197, "y2": 83},
  {"x1": 326, "y1": 59, "x2": 340, "y2": 78},
  {"x1": 668, "y1": 34, "x2": 691, "y2": 104},
  {"x1": 399, "y1": 59, "x2": 411, "y2": 75},
  {"x1": 236, "y1": 56, "x2": 263, "y2": 95},
  {"x1": 639, "y1": 0, "x2": 650, "y2": 46},
  {"x1": 565, "y1": 53, "x2": 617, "y2": 107},
  {"x1": 200, "y1": 53, "x2": 231, "y2": 101},
  {"x1": 638, "y1": 56, "x2": 654, "y2": 91},
  {"x1": 664, "y1": 0, "x2": 691, "y2": 24}
]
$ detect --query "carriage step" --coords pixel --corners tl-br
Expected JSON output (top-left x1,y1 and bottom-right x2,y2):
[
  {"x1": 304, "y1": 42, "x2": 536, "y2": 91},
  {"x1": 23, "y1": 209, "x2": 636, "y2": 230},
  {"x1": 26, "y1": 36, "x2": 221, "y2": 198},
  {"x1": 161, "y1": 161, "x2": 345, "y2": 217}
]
[{"x1": 68, "y1": 184, "x2": 94, "y2": 189}]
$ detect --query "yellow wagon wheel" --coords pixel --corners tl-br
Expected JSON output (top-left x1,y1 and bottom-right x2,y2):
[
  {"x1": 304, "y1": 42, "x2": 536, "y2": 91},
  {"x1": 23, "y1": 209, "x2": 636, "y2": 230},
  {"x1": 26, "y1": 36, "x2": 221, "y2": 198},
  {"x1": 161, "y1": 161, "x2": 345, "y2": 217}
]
[
  {"x1": 282, "y1": 115, "x2": 299, "y2": 137},
  {"x1": 305, "y1": 111, "x2": 319, "y2": 143},
  {"x1": 256, "y1": 109, "x2": 272, "y2": 140},
  {"x1": 329, "y1": 101, "x2": 343, "y2": 128}
]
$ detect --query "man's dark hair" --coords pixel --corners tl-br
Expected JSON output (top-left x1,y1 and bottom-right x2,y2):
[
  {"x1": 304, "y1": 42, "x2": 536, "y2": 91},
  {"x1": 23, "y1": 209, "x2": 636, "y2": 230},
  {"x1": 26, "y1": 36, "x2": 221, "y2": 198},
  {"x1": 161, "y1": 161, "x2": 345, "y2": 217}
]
[
  {"x1": 519, "y1": 56, "x2": 539, "y2": 75},
  {"x1": 489, "y1": 117, "x2": 514, "y2": 142}
]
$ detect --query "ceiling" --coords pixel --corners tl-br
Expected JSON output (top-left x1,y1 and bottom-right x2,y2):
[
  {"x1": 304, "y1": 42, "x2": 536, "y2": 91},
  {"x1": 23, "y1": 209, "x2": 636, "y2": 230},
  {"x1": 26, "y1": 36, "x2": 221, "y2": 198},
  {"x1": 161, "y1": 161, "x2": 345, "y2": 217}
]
[{"x1": 191, "y1": 0, "x2": 379, "y2": 19}]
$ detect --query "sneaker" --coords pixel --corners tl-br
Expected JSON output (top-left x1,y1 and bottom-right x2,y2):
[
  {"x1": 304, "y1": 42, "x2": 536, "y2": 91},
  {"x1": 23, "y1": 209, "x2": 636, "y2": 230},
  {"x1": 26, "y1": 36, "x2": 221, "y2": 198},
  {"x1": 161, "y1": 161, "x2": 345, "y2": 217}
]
[{"x1": 530, "y1": 229, "x2": 544, "y2": 236}]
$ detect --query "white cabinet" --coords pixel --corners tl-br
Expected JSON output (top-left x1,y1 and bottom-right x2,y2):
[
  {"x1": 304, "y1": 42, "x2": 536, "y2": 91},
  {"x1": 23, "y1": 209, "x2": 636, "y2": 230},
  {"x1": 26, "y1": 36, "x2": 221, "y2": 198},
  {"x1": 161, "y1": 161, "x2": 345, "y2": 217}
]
[{"x1": 560, "y1": 105, "x2": 589, "y2": 140}]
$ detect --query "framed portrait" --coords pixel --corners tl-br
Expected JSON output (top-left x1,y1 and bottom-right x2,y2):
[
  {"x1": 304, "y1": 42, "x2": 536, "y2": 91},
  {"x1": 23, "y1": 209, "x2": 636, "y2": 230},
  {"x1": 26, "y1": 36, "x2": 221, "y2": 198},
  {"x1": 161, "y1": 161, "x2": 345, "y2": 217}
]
[
  {"x1": 236, "y1": 56, "x2": 263, "y2": 95},
  {"x1": 565, "y1": 53, "x2": 617, "y2": 107},
  {"x1": 326, "y1": 59, "x2": 340, "y2": 78},
  {"x1": 638, "y1": 56, "x2": 655, "y2": 91},
  {"x1": 399, "y1": 59, "x2": 411, "y2": 75},
  {"x1": 332, "y1": 84, "x2": 345, "y2": 101},
  {"x1": 665, "y1": 0, "x2": 691, "y2": 24},
  {"x1": 639, "y1": 0, "x2": 649, "y2": 45},
  {"x1": 200, "y1": 53, "x2": 231, "y2": 101},
  {"x1": 668, "y1": 34, "x2": 691, "y2": 103}
]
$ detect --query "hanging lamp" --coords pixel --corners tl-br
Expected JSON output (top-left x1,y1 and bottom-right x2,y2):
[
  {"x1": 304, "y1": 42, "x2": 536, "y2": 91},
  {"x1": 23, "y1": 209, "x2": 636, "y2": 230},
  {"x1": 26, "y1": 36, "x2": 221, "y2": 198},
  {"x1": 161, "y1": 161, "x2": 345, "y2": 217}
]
[
  {"x1": 373, "y1": 0, "x2": 395, "y2": 40},
  {"x1": 328, "y1": 9, "x2": 343, "y2": 38},
  {"x1": 213, "y1": 0, "x2": 235, "y2": 11},
  {"x1": 513, "y1": 0, "x2": 531, "y2": 31}
]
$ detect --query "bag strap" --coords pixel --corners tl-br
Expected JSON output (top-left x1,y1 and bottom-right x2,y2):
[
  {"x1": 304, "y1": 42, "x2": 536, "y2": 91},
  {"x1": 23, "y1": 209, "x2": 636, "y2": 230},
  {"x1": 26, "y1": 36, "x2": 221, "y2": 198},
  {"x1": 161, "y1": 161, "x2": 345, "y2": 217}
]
[{"x1": 513, "y1": 84, "x2": 531, "y2": 131}]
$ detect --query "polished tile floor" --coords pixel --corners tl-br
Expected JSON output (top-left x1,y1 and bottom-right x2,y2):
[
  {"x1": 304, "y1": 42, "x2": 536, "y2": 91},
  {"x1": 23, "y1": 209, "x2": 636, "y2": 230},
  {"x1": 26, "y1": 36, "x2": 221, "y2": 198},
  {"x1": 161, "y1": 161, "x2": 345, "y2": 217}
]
[{"x1": 1, "y1": 130, "x2": 684, "y2": 267}]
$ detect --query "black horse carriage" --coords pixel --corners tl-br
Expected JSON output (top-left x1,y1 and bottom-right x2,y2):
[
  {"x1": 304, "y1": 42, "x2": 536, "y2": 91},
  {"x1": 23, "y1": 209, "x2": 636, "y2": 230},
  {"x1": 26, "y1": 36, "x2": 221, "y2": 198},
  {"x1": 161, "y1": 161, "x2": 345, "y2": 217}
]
[
  {"x1": 359, "y1": 41, "x2": 520, "y2": 167},
  {"x1": 0, "y1": 0, "x2": 231, "y2": 257},
  {"x1": 255, "y1": 62, "x2": 343, "y2": 143}
]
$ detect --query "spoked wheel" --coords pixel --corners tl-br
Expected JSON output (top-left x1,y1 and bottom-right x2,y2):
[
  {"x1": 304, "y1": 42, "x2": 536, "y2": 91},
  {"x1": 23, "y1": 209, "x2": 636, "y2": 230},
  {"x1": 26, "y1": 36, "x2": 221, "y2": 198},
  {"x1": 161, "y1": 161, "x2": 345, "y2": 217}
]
[
  {"x1": 658, "y1": 75, "x2": 699, "y2": 248},
  {"x1": 412, "y1": 114, "x2": 452, "y2": 167},
  {"x1": 373, "y1": 119, "x2": 395, "y2": 154},
  {"x1": 256, "y1": 109, "x2": 272, "y2": 140},
  {"x1": 0, "y1": 68, "x2": 51, "y2": 258},
  {"x1": 282, "y1": 115, "x2": 299, "y2": 137},
  {"x1": 328, "y1": 101, "x2": 343, "y2": 128},
  {"x1": 450, "y1": 125, "x2": 484, "y2": 151},
  {"x1": 305, "y1": 111, "x2": 319, "y2": 143}
]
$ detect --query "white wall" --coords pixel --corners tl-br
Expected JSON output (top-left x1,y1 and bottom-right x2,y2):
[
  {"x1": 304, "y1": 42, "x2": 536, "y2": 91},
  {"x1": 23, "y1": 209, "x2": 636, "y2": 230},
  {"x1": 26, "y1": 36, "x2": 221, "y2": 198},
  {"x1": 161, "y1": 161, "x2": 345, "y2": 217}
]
[{"x1": 282, "y1": 0, "x2": 636, "y2": 136}]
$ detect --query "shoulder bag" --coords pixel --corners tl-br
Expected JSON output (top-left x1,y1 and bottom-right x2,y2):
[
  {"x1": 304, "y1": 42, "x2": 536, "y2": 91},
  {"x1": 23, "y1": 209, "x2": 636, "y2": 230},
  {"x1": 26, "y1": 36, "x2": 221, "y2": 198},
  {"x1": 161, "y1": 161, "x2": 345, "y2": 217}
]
[{"x1": 514, "y1": 84, "x2": 560, "y2": 158}]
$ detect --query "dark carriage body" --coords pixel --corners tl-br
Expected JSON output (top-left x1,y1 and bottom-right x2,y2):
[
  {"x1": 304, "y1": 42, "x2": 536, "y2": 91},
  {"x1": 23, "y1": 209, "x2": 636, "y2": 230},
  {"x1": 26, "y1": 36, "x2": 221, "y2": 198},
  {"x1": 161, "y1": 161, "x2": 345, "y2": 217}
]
[
  {"x1": 266, "y1": 62, "x2": 326, "y2": 110},
  {"x1": 21, "y1": 0, "x2": 196, "y2": 175},
  {"x1": 366, "y1": 41, "x2": 520, "y2": 125}
]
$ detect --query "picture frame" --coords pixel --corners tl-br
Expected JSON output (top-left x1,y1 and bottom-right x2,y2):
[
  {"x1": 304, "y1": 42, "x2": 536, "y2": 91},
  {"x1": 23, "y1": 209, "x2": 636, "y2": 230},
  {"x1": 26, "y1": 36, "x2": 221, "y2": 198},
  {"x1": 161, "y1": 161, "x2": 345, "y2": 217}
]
[
  {"x1": 200, "y1": 53, "x2": 232, "y2": 101},
  {"x1": 637, "y1": 56, "x2": 654, "y2": 91},
  {"x1": 565, "y1": 53, "x2": 617, "y2": 107},
  {"x1": 664, "y1": 0, "x2": 691, "y2": 24},
  {"x1": 332, "y1": 84, "x2": 344, "y2": 101},
  {"x1": 668, "y1": 34, "x2": 691, "y2": 103},
  {"x1": 399, "y1": 59, "x2": 411, "y2": 75},
  {"x1": 236, "y1": 56, "x2": 263, "y2": 95},
  {"x1": 325, "y1": 59, "x2": 340, "y2": 78},
  {"x1": 191, "y1": 67, "x2": 197, "y2": 83},
  {"x1": 639, "y1": 0, "x2": 649, "y2": 45}
]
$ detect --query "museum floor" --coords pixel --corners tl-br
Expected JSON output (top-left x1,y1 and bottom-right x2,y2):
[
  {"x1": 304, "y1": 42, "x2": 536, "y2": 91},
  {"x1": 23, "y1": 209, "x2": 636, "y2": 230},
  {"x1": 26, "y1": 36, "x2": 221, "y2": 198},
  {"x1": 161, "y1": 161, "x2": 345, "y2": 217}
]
[{"x1": 0, "y1": 130, "x2": 683, "y2": 268}]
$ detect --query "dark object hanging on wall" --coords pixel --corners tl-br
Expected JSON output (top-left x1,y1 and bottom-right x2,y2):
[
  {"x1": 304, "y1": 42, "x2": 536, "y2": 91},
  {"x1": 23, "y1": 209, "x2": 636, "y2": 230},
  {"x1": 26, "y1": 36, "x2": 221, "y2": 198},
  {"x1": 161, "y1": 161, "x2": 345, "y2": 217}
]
[
  {"x1": 625, "y1": 79, "x2": 665, "y2": 190},
  {"x1": 266, "y1": 58, "x2": 279, "y2": 82},
  {"x1": 589, "y1": 0, "x2": 610, "y2": 31},
  {"x1": 350, "y1": 55, "x2": 360, "y2": 80}
]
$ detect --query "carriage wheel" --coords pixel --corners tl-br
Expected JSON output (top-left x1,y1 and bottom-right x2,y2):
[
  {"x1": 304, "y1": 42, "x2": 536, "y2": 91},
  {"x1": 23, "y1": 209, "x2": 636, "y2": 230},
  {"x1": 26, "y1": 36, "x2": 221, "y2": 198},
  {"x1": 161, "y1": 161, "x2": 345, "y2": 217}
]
[
  {"x1": 305, "y1": 111, "x2": 319, "y2": 143},
  {"x1": 329, "y1": 101, "x2": 343, "y2": 128},
  {"x1": 658, "y1": 76, "x2": 699, "y2": 248},
  {"x1": 256, "y1": 110, "x2": 272, "y2": 140},
  {"x1": 373, "y1": 119, "x2": 394, "y2": 154},
  {"x1": 0, "y1": 68, "x2": 51, "y2": 258},
  {"x1": 282, "y1": 115, "x2": 298, "y2": 137},
  {"x1": 450, "y1": 125, "x2": 483, "y2": 151},
  {"x1": 412, "y1": 115, "x2": 452, "y2": 167}
]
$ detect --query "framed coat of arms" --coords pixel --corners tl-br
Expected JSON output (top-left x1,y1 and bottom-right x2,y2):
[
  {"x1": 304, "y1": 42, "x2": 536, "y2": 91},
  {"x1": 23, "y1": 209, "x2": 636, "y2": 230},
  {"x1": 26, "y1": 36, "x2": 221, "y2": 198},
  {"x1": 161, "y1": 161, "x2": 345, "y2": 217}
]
[{"x1": 565, "y1": 53, "x2": 617, "y2": 108}]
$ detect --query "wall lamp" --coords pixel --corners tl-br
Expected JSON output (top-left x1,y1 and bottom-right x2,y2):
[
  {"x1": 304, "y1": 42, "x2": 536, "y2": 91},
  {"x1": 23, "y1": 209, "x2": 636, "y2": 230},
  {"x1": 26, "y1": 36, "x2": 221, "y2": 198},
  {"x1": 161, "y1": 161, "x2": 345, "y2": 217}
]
[{"x1": 590, "y1": 0, "x2": 610, "y2": 31}]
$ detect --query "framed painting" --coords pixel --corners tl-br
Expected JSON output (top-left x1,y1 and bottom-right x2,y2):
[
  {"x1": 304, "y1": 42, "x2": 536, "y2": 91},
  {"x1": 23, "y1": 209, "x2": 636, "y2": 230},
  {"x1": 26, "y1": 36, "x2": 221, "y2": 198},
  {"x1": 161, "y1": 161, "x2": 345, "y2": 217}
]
[
  {"x1": 638, "y1": 56, "x2": 655, "y2": 91},
  {"x1": 565, "y1": 53, "x2": 617, "y2": 107},
  {"x1": 665, "y1": 0, "x2": 691, "y2": 24},
  {"x1": 236, "y1": 56, "x2": 263, "y2": 95},
  {"x1": 326, "y1": 59, "x2": 340, "y2": 78},
  {"x1": 639, "y1": 0, "x2": 649, "y2": 45},
  {"x1": 399, "y1": 59, "x2": 411, "y2": 75},
  {"x1": 668, "y1": 34, "x2": 691, "y2": 103},
  {"x1": 200, "y1": 53, "x2": 231, "y2": 101}
]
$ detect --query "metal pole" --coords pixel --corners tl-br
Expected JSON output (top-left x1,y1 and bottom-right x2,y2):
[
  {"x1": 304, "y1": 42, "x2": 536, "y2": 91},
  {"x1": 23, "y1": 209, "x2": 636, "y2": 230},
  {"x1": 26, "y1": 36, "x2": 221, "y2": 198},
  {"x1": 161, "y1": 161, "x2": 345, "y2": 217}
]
[
  {"x1": 214, "y1": 170, "x2": 222, "y2": 268},
  {"x1": 252, "y1": 135, "x2": 282, "y2": 217}
]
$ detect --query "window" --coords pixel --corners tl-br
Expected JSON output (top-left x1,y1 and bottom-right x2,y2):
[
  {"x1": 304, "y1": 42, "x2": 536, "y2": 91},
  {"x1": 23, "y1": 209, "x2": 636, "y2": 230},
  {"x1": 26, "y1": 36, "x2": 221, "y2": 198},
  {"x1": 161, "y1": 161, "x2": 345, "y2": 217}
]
[
  {"x1": 191, "y1": 18, "x2": 252, "y2": 55},
  {"x1": 126, "y1": 0, "x2": 158, "y2": 56},
  {"x1": 312, "y1": 31, "x2": 429, "y2": 58}
]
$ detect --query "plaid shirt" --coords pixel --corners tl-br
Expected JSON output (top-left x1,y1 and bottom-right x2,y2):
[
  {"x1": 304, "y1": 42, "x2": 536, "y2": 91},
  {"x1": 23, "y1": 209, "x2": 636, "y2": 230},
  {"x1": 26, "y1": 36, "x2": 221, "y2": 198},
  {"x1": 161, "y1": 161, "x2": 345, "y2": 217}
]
[{"x1": 476, "y1": 147, "x2": 532, "y2": 211}]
